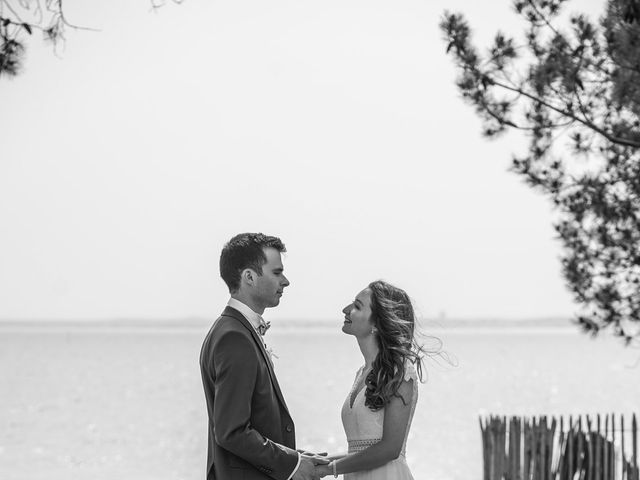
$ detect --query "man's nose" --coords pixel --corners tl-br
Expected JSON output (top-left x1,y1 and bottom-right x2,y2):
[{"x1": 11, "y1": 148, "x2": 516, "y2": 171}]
[
  {"x1": 342, "y1": 304, "x2": 351, "y2": 315},
  {"x1": 282, "y1": 275, "x2": 290, "y2": 287}
]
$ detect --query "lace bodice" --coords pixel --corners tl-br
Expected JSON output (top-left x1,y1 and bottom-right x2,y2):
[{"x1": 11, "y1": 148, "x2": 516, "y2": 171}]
[{"x1": 340, "y1": 362, "x2": 419, "y2": 455}]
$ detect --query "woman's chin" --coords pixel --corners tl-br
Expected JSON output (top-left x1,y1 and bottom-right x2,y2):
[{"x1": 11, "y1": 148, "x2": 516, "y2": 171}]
[{"x1": 341, "y1": 323, "x2": 352, "y2": 334}]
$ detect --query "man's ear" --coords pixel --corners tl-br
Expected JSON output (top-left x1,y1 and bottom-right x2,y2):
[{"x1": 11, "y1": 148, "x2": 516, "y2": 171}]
[{"x1": 240, "y1": 268, "x2": 257, "y2": 287}]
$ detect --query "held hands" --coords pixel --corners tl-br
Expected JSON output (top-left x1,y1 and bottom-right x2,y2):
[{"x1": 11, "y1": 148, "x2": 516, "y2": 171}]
[
  {"x1": 293, "y1": 451, "x2": 330, "y2": 480},
  {"x1": 314, "y1": 463, "x2": 334, "y2": 478}
]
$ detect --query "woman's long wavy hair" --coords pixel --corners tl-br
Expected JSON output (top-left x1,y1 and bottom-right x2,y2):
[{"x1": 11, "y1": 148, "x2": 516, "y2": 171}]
[{"x1": 363, "y1": 280, "x2": 438, "y2": 411}]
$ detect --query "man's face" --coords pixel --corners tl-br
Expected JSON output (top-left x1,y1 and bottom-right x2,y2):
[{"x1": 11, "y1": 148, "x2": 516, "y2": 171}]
[{"x1": 253, "y1": 247, "x2": 290, "y2": 309}]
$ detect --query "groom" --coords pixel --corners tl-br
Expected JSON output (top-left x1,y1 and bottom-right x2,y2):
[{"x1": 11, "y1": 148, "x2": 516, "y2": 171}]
[{"x1": 200, "y1": 233, "x2": 328, "y2": 480}]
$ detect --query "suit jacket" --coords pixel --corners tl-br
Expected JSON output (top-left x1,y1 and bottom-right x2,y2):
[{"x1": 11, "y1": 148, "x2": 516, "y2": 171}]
[{"x1": 200, "y1": 306, "x2": 299, "y2": 480}]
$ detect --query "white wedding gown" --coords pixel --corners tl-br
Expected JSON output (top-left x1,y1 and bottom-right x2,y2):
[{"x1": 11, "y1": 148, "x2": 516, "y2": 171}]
[{"x1": 340, "y1": 363, "x2": 418, "y2": 480}]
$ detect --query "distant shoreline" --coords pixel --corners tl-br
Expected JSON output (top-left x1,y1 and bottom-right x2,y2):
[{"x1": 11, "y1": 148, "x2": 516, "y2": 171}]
[{"x1": 0, "y1": 317, "x2": 575, "y2": 329}]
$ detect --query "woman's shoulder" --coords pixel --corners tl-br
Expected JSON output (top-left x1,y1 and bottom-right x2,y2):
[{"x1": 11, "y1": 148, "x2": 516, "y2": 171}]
[
  {"x1": 352, "y1": 364, "x2": 366, "y2": 381},
  {"x1": 402, "y1": 360, "x2": 419, "y2": 383}
]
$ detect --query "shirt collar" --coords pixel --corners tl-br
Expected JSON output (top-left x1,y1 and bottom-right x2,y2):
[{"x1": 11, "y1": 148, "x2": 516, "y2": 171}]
[{"x1": 227, "y1": 297, "x2": 264, "y2": 331}]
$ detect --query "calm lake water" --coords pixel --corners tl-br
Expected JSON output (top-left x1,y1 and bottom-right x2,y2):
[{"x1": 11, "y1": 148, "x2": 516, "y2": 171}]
[{"x1": 1, "y1": 322, "x2": 639, "y2": 480}]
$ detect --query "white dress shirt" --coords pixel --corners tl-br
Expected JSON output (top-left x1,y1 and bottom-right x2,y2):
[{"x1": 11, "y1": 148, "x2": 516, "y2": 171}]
[
  {"x1": 226, "y1": 298, "x2": 301, "y2": 480},
  {"x1": 227, "y1": 298, "x2": 267, "y2": 342}
]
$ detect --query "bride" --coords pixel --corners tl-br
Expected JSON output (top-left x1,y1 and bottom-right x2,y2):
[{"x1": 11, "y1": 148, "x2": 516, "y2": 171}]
[{"x1": 316, "y1": 280, "x2": 428, "y2": 480}]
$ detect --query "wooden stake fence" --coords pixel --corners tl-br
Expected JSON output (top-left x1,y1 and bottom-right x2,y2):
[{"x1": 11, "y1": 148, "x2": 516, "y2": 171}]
[{"x1": 480, "y1": 414, "x2": 639, "y2": 480}]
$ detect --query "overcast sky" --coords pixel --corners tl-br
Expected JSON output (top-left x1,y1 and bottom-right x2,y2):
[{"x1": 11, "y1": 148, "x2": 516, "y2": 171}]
[{"x1": 0, "y1": 0, "x2": 607, "y2": 322}]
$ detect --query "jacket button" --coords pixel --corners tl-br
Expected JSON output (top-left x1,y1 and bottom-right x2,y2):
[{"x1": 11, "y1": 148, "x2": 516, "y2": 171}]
[{"x1": 286, "y1": 425, "x2": 293, "y2": 433}]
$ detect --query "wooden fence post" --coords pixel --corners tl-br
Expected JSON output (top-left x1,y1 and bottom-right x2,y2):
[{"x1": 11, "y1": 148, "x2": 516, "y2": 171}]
[
  {"x1": 548, "y1": 417, "x2": 557, "y2": 480},
  {"x1": 481, "y1": 417, "x2": 489, "y2": 480},
  {"x1": 621, "y1": 416, "x2": 626, "y2": 480},
  {"x1": 516, "y1": 416, "x2": 521, "y2": 480},
  {"x1": 602, "y1": 414, "x2": 609, "y2": 480},
  {"x1": 542, "y1": 416, "x2": 548, "y2": 480},
  {"x1": 596, "y1": 415, "x2": 602, "y2": 480},
  {"x1": 508, "y1": 417, "x2": 516, "y2": 480},
  {"x1": 488, "y1": 417, "x2": 496, "y2": 480},
  {"x1": 557, "y1": 416, "x2": 565, "y2": 480},
  {"x1": 632, "y1": 414, "x2": 638, "y2": 480},
  {"x1": 587, "y1": 415, "x2": 594, "y2": 480},
  {"x1": 610, "y1": 413, "x2": 616, "y2": 480},
  {"x1": 523, "y1": 418, "x2": 528, "y2": 480},
  {"x1": 577, "y1": 417, "x2": 585, "y2": 480},
  {"x1": 569, "y1": 416, "x2": 575, "y2": 480}
]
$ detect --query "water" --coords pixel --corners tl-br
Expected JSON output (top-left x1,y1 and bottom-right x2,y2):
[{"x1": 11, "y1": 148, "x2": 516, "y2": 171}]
[{"x1": 1, "y1": 323, "x2": 639, "y2": 480}]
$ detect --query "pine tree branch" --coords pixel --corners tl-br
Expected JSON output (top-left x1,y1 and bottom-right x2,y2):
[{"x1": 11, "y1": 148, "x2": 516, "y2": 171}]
[
  {"x1": 489, "y1": 78, "x2": 640, "y2": 148},
  {"x1": 525, "y1": 0, "x2": 563, "y2": 38}
]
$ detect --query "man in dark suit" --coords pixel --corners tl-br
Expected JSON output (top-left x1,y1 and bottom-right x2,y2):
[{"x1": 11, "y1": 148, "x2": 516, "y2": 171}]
[{"x1": 200, "y1": 233, "x2": 328, "y2": 480}]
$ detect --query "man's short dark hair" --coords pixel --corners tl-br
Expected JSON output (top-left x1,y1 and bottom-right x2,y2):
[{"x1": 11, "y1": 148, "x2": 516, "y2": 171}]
[{"x1": 219, "y1": 233, "x2": 286, "y2": 293}]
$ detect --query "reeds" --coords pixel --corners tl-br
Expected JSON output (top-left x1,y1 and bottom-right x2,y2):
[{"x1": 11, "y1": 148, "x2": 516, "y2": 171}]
[{"x1": 480, "y1": 414, "x2": 639, "y2": 480}]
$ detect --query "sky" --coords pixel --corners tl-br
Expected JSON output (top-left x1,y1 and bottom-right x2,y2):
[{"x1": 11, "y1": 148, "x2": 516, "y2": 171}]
[{"x1": 0, "y1": 0, "x2": 607, "y2": 322}]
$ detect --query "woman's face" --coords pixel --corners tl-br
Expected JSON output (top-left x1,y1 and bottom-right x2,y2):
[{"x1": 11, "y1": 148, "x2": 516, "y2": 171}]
[{"x1": 342, "y1": 288, "x2": 375, "y2": 338}]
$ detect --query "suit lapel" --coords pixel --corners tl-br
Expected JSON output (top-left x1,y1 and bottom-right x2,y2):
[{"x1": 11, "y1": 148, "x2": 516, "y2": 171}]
[{"x1": 222, "y1": 307, "x2": 290, "y2": 415}]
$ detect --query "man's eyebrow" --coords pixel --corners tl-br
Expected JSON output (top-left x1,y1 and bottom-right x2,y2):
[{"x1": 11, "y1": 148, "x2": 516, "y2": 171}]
[{"x1": 272, "y1": 267, "x2": 283, "y2": 272}]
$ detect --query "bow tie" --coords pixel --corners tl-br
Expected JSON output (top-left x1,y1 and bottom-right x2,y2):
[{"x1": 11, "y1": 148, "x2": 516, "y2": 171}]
[{"x1": 257, "y1": 318, "x2": 270, "y2": 336}]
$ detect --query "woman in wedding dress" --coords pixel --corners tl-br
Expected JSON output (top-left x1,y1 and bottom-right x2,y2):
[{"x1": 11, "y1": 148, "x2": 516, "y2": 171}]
[{"x1": 317, "y1": 280, "x2": 426, "y2": 480}]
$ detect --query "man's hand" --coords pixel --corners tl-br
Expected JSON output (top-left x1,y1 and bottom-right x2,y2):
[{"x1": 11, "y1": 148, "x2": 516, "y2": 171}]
[
  {"x1": 297, "y1": 449, "x2": 328, "y2": 456},
  {"x1": 292, "y1": 454, "x2": 330, "y2": 480},
  {"x1": 300, "y1": 450, "x2": 329, "y2": 461}
]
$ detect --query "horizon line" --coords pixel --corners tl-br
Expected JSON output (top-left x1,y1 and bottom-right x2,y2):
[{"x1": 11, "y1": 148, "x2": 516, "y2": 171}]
[{"x1": 0, "y1": 316, "x2": 575, "y2": 326}]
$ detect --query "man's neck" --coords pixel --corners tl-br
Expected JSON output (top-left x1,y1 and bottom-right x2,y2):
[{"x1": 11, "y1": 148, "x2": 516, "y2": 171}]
[{"x1": 230, "y1": 293, "x2": 265, "y2": 315}]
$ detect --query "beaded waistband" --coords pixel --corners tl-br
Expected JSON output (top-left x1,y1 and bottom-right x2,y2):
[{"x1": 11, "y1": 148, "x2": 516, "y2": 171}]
[
  {"x1": 347, "y1": 439, "x2": 382, "y2": 453},
  {"x1": 347, "y1": 439, "x2": 406, "y2": 458}
]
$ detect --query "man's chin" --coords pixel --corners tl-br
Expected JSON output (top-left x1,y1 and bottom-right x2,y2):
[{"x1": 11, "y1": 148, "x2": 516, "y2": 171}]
[{"x1": 268, "y1": 298, "x2": 281, "y2": 307}]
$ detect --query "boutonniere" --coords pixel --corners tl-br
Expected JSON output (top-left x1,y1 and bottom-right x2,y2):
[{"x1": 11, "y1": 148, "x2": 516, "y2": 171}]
[{"x1": 266, "y1": 345, "x2": 279, "y2": 361}]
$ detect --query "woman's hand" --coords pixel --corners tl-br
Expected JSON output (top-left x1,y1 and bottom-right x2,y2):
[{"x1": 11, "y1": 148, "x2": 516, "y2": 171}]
[{"x1": 315, "y1": 463, "x2": 333, "y2": 478}]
